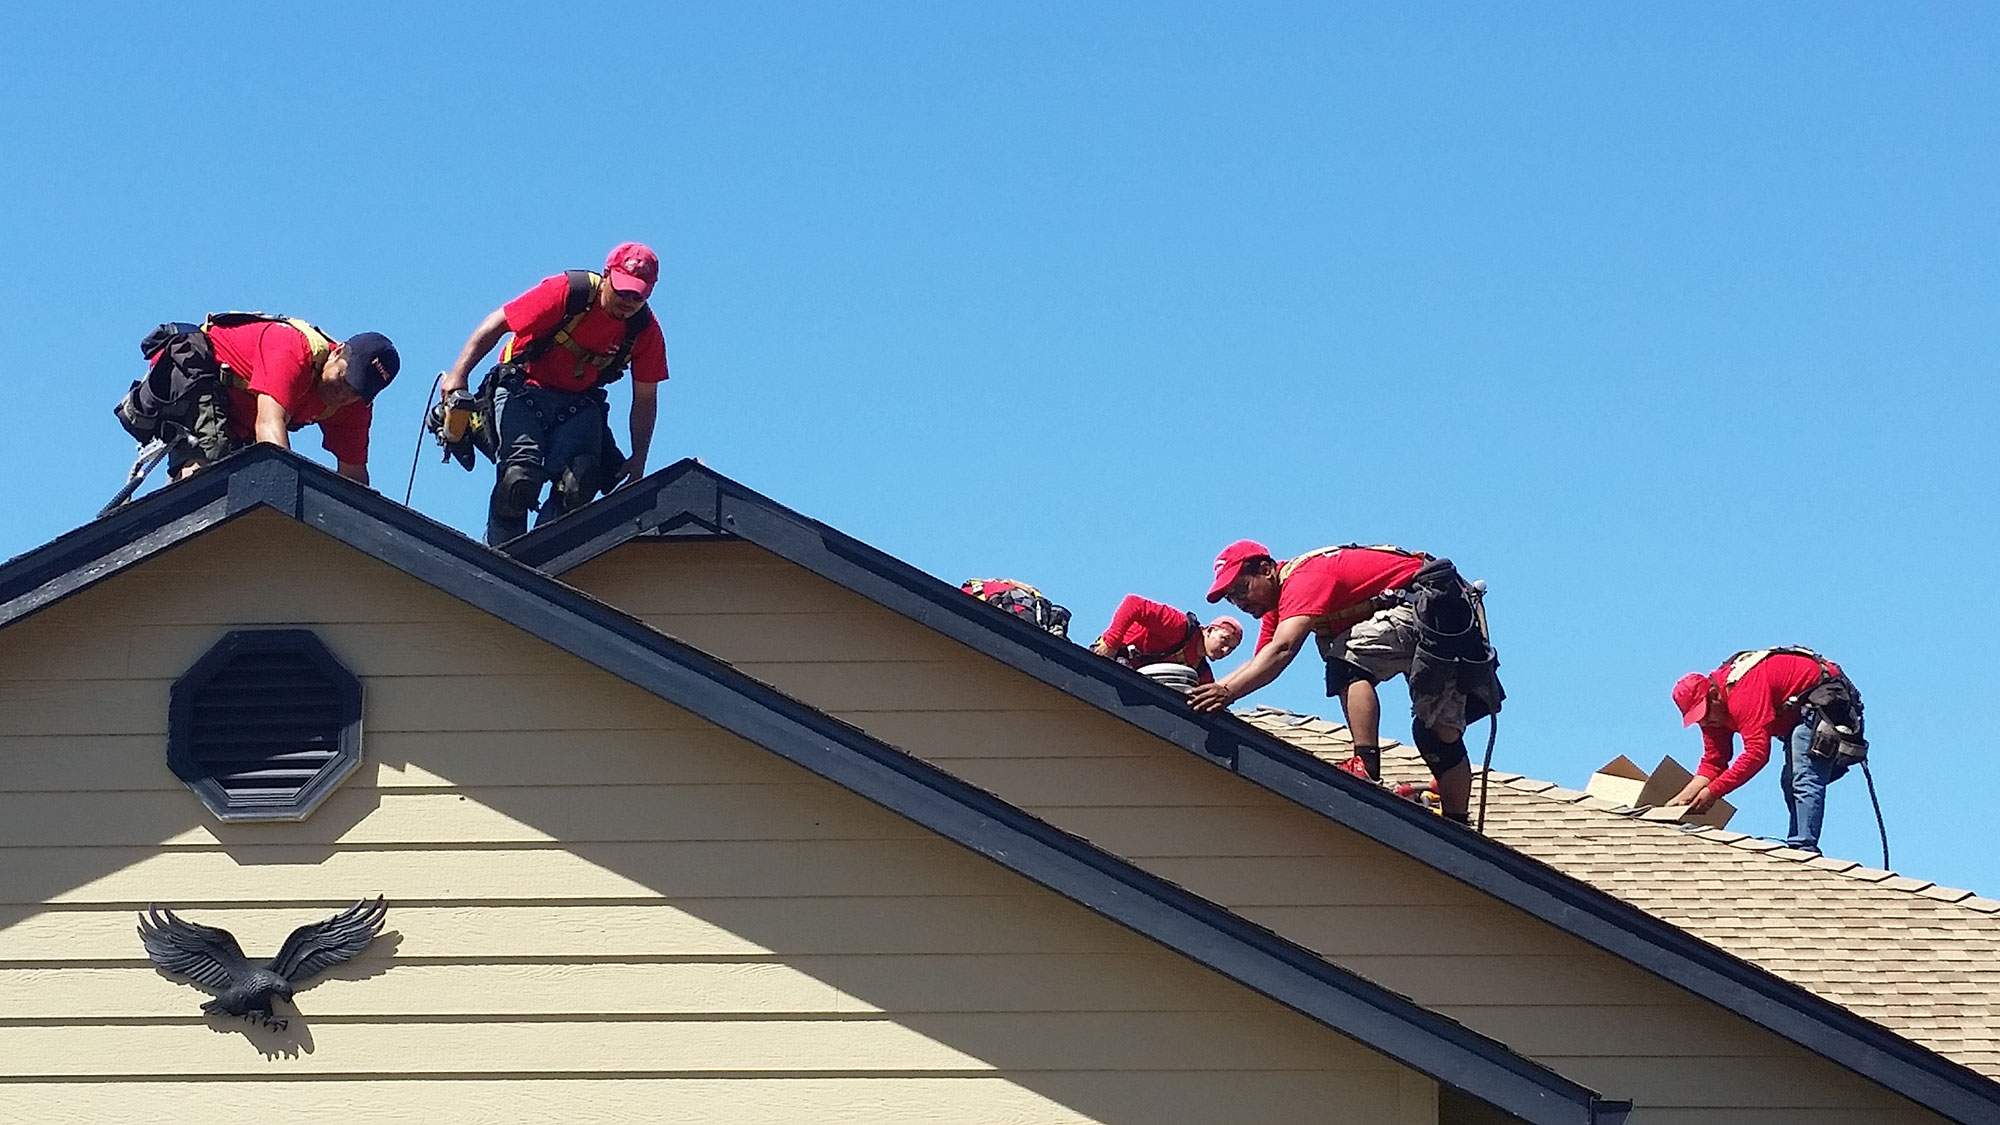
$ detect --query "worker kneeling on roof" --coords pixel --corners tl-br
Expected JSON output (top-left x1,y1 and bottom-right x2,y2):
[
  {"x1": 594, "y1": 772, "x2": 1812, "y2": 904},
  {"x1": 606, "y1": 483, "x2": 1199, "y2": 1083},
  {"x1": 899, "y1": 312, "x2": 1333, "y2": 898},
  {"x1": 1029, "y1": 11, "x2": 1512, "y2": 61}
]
[
  {"x1": 1668, "y1": 648, "x2": 1866, "y2": 853},
  {"x1": 1091, "y1": 595, "x2": 1242, "y2": 685},
  {"x1": 115, "y1": 314, "x2": 400, "y2": 485},
  {"x1": 1188, "y1": 541, "x2": 1504, "y2": 827},
  {"x1": 438, "y1": 242, "x2": 670, "y2": 546}
]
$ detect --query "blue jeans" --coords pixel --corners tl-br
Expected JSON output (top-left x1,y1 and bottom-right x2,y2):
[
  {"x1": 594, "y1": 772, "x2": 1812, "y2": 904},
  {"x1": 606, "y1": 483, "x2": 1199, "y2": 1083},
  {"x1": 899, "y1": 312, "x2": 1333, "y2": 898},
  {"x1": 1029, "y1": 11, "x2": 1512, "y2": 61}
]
[
  {"x1": 484, "y1": 380, "x2": 607, "y2": 545},
  {"x1": 1781, "y1": 706, "x2": 1849, "y2": 852}
]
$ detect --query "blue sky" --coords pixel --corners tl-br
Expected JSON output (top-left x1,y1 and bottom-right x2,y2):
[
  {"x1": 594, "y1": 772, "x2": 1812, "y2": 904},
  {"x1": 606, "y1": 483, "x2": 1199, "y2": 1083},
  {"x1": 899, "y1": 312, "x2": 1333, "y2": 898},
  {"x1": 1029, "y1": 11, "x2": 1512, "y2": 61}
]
[{"x1": 3, "y1": 4, "x2": 1995, "y2": 889}]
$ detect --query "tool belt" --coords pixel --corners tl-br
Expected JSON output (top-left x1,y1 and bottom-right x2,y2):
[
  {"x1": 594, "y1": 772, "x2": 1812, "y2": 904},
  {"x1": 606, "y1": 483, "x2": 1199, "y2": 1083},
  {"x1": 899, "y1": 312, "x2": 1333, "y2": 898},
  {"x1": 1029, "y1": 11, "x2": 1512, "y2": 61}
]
[
  {"x1": 1791, "y1": 672, "x2": 1868, "y2": 766},
  {"x1": 1405, "y1": 558, "x2": 1504, "y2": 737},
  {"x1": 116, "y1": 322, "x2": 226, "y2": 453},
  {"x1": 430, "y1": 364, "x2": 625, "y2": 494}
]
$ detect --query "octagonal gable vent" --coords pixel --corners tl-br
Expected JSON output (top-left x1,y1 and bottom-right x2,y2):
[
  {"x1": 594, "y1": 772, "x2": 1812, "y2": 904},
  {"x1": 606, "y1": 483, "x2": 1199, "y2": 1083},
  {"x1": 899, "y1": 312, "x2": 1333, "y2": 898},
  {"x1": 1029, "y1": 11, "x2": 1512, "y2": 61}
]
[{"x1": 169, "y1": 630, "x2": 363, "y2": 822}]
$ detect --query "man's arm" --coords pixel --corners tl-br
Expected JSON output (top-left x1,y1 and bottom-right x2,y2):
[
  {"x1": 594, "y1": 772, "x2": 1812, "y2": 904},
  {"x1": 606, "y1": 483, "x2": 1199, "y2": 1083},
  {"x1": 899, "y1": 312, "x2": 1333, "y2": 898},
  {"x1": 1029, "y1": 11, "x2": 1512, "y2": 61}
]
[
  {"x1": 440, "y1": 308, "x2": 511, "y2": 396},
  {"x1": 336, "y1": 460, "x2": 370, "y2": 486},
  {"x1": 252, "y1": 394, "x2": 292, "y2": 449},
  {"x1": 618, "y1": 380, "x2": 659, "y2": 488},
  {"x1": 1187, "y1": 615, "x2": 1313, "y2": 712}
]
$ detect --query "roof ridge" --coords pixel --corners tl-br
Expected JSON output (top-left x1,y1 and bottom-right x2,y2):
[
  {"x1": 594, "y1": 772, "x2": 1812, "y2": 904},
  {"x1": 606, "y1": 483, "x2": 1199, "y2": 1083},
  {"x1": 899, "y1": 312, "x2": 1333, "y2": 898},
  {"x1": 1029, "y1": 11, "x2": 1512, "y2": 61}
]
[{"x1": 1239, "y1": 707, "x2": 2000, "y2": 915}]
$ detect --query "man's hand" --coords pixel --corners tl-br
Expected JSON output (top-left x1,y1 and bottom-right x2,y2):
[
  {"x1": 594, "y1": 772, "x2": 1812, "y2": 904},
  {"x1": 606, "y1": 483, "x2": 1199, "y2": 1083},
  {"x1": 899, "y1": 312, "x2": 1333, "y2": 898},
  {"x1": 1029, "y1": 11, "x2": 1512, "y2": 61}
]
[
  {"x1": 614, "y1": 455, "x2": 648, "y2": 490},
  {"x1": 1186, "y1": 680, "x2": 1237, "y2": 713},
  {"x1": 1665, "y1": 776, "x2": 1715, "y2": 813}
]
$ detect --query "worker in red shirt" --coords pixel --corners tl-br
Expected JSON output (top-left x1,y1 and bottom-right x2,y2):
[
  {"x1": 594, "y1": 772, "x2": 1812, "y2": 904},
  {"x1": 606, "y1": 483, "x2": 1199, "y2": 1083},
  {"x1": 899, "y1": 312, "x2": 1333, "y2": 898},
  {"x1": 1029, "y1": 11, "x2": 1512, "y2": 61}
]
[
  {"x1": 1188, "y1": 540, "x2": 1503, "y2": 826},
  {"x1": 1090, "y1": 595, "x2": 1243, "y2": 684},
  {"x1": 439, "y1": 242, "x2": 670, "y2": 545},
  {"x1": 1667, "y1": 648, "x2": 1862, "y2": 851},
  {"x1": 130, "y1": 313, "x2": 400, "y2": 485}
]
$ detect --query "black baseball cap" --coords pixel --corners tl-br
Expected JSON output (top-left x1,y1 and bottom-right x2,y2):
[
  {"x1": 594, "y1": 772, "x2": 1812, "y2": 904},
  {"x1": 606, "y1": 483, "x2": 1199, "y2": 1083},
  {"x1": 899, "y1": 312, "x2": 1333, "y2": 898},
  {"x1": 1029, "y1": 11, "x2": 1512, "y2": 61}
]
[{"x1": 343, "y1": 332, "x2": 400, "y2": 402}]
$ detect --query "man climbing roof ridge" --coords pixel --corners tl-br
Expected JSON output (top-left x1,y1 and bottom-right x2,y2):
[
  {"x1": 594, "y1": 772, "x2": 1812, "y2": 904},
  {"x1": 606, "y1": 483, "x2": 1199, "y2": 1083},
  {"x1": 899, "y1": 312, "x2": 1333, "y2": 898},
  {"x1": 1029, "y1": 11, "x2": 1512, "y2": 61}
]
[
  {"x1": 115, "y1": 313, "x2": 400, "y2": 486},
  {"x1": 437, "y1": 242, "x2": 669, "y2": 545},
  {"x1": 1187, "y1": 539, "x2": 1503, "y2": 826}
]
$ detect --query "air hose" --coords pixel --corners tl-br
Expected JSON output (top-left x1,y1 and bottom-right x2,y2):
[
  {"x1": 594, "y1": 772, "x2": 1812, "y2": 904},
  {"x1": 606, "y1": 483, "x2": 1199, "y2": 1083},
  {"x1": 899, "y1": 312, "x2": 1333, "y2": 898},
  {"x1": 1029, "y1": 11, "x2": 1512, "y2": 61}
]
[{"x1": 402, "y1": 372, "x2": 444, "y2": 506}]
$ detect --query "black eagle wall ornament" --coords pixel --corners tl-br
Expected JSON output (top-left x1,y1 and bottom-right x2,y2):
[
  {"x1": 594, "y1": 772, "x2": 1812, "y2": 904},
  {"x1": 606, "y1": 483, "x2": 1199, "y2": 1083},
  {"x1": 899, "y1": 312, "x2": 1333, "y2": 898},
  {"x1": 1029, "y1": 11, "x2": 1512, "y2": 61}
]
[{"x1": 138, "y1": 896, "x2": 388, "y2": 1029}]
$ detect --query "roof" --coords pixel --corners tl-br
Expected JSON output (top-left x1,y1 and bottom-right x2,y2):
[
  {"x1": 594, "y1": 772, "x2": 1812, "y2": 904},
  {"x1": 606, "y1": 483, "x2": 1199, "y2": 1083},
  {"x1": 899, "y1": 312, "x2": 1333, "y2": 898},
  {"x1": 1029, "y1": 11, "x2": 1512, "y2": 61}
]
[
  {"x1": 504, "y1": 458, "x2": 2000, "y2": 1125},
  {"x1": 1241, "y1": 706, "x2": 2000, "y2": 1082},
  {"x1": 0, "y1": 447, "x2": 1627, "y2": 1125}
]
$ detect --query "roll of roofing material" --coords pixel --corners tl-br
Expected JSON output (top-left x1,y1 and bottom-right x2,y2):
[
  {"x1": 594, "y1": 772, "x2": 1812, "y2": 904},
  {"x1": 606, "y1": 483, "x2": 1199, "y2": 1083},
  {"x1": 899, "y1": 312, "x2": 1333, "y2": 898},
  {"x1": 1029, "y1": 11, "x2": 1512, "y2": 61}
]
[{"x1": 1137, "y1": 663, "x2": 1200, "y2": 694}]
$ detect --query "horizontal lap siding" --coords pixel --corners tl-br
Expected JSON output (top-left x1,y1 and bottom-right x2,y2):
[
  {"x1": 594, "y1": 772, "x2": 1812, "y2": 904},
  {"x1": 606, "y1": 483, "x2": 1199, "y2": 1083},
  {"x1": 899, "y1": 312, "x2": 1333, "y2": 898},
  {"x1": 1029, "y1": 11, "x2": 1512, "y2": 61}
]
[
  {"x1": 564, "y1": 541, "x2": 1947, "y2": 1123},
  {"x1": 0, "y1": 514, "x2": 1420, "y2": 1125}
]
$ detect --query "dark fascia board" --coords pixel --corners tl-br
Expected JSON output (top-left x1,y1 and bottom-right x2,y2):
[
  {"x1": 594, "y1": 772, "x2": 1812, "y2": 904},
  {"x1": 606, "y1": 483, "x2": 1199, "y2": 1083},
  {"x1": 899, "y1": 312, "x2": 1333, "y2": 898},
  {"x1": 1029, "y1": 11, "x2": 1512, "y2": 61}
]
[
  {"x1": 0, "y1": 446, "x2": 1624, "y2": 1125},
  {"x1": 503, "y1": 458, "x2": 2000, "y2": 1125}
]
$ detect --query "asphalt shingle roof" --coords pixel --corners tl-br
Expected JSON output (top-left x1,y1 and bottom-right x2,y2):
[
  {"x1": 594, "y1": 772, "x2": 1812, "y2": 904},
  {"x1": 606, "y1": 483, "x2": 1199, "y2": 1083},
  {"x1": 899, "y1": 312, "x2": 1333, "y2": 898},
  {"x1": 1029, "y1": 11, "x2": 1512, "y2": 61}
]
[{"x1": 1240, "y1": 706, "x2": 2000, "y2": 1080}]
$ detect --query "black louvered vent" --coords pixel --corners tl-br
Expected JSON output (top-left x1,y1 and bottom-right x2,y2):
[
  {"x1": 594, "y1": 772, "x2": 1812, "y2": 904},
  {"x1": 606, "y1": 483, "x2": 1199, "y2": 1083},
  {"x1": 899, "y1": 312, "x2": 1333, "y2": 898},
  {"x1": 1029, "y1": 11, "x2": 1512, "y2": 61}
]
[{"x1": 169, "y1": 630, "x2": 363, "y2": 822}]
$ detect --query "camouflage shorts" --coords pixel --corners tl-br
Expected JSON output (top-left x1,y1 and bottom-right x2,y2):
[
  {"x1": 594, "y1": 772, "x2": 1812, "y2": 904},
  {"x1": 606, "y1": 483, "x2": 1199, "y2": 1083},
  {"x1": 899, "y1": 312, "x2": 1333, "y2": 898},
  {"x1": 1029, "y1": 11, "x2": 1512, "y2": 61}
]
[{"x1": 164, "y1": 388, "x2": 241, "y2": 473}]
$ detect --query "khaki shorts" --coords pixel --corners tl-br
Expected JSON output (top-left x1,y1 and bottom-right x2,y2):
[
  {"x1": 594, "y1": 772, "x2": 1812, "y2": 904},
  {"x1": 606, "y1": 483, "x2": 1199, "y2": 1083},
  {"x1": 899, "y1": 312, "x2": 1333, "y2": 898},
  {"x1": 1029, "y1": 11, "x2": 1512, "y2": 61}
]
[{"x1": 1317, "y1": 602, "x2": 1419, "y2": 690}]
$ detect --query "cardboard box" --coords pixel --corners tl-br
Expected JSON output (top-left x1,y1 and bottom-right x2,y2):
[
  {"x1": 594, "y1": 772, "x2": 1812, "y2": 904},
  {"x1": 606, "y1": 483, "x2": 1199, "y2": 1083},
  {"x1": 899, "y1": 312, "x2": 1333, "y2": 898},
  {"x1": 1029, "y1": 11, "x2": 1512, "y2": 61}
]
[{"x1": 1585, "y1": 754, "x2": 1735, "y2": 828}]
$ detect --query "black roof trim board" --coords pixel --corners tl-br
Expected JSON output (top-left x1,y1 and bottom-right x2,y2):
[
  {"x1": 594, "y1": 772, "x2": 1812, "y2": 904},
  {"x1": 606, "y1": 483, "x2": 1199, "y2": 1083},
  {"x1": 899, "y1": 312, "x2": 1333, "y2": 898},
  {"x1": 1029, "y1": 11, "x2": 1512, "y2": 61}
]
[
  {"x1": 0, "y1": 448, "x2": 1625, "y2": 1125},
  {"x1": 505, "y1": 457, "x2": 2000, "y2": 1125}
]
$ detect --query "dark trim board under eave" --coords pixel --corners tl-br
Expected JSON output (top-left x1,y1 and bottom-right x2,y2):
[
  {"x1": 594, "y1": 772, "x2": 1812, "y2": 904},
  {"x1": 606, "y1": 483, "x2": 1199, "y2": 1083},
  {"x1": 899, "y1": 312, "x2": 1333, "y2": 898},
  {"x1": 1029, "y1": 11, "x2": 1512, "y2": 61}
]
[
  {"x1": 502, "y1": 457, "x2": 2000, "y2": 1125},
  {"x1": 0, "y1": 447, "x2": 1630, "y2": 1125}
]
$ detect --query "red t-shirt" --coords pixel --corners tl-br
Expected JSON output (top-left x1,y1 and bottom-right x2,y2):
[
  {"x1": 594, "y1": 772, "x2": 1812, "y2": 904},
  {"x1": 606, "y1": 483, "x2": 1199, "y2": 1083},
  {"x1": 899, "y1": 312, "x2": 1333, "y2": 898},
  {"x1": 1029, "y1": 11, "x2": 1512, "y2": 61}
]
[
  {"x1": 1697, "y1": 652, "x2": 1840, "y2": 799},
  {"x1": 1255, "y1": 548, "x2": 1427, "y2": 651},
  {"x1": 206, "y1": 321, "x2": 371, "y2": 465},
  {"x1": 502, "y1": 274, "x2": 669, "y2": 393},
  {"x1": 1099, "y1": 595, "x2": 1210, "y2": 681}
]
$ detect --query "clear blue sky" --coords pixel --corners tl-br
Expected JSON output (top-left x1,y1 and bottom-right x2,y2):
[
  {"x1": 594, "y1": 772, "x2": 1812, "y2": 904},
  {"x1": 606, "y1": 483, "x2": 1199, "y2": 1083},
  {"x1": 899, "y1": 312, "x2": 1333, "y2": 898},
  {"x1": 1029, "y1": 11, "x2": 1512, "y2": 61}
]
[{"x1": 3, "y1": 5, "x2": 1995, "y2": 890}]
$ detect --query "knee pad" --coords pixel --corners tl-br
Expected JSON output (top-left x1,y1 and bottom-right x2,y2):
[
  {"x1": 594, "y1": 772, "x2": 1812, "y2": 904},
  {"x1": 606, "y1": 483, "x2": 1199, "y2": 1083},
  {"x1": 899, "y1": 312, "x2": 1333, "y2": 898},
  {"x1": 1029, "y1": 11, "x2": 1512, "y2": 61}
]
[
  {"x1": 1411, "y1": 722, "x2": 1468, "y2": 773},
  {"x1": 556, "y1": 455, "x2": 601, "y2": 512},
  {"x1": 494, "y1": 463, "x2": 546, "y2": 518}
]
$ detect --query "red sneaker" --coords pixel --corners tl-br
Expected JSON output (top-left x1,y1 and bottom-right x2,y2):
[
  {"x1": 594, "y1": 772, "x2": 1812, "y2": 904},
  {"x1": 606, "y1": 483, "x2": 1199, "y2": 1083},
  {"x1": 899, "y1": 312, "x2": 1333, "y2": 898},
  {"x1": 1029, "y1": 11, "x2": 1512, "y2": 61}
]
[{"x1": 1335, "y1": 755, "x2": 1374, "y2": 781}]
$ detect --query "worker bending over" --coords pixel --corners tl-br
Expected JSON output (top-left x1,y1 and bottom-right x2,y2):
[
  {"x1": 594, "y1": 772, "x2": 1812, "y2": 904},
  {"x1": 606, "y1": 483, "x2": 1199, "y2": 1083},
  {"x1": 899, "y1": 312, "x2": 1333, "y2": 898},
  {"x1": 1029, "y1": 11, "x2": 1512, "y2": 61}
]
[
  {"x1": 1668, "y1": 647, "x2": 1866, "y2": 852},
  {"x1": 1091, "y1": 595, "x2": 1241, "y2": 684},
  {"x1": 439, "y1": 242, "x2": 669, "y2": 545},
  {"x1": 1188, "y1": 541, "x2": 1503, "y2": 826},
  {"x1": 116, "y1": 314, "x2": 400, "y2": 485}
]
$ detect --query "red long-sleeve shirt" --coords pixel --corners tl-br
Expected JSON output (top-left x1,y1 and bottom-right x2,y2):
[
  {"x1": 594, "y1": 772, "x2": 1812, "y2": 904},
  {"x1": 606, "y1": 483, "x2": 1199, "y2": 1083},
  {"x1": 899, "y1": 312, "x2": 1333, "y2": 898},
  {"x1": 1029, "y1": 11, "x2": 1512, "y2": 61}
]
[
  {"x1": 1098, "y1": 595, "x2": 1210, "y2": 682},
  {"x1": 1697, "y1": 652, "x2": 1839, "y2": 799}
]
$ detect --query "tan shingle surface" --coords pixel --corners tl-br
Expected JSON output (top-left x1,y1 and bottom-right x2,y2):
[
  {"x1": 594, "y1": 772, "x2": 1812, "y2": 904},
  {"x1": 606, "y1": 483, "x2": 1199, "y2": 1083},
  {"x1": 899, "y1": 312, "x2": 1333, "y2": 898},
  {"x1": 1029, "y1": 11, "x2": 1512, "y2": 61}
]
[{"x1": 1240, "y1": 707, "x2": 2000, "y2": 1080}]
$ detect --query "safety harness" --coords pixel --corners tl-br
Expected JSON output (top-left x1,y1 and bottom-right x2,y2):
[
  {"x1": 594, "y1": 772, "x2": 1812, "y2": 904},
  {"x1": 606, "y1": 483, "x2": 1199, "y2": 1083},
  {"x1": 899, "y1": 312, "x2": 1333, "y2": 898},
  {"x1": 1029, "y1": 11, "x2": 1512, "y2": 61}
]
[
  {"x1": 1722, "y1": 646, "x2": 1869, "y2": 767},
  {"x1": 115, "y1": 312, "x2": 342, "y2": 449},
  {"x1": 499, "y1": 270, "x2": 655, "y2": 387}
]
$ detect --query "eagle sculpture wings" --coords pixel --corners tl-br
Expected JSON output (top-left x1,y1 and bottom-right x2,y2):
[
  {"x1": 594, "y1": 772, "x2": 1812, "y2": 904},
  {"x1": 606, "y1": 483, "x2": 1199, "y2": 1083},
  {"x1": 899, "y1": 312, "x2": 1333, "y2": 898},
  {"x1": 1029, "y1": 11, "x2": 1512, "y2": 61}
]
[{"x1": 138, "y1": 896, "x2": 388, "y2": 1027}]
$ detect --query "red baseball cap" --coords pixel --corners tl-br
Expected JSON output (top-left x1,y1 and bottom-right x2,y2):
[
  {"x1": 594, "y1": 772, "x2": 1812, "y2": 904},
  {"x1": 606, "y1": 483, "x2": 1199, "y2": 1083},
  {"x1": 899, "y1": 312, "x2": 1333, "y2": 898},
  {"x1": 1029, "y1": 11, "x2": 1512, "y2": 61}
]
[
  {"x1": 605, "y1": 241, "x2": 659, "y2": 299},
  {"x1": 1672, "y1": 672, "x2": 1714, "y2": 726},
  {"x1": 1205, "y1": 539, "x2": 1272, "y2": 603}
]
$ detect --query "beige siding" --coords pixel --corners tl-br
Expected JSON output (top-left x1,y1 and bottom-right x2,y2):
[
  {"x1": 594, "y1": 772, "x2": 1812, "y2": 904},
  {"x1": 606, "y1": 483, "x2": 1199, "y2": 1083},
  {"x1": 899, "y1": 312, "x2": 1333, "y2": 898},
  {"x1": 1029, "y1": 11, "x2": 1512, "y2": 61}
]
[
  {"x1": 563, "y1": 540, "x2": 1953, "y2": 1124},
  {"x1": 0, "y1": 513, "x2": 1435, "y2": 1125}
]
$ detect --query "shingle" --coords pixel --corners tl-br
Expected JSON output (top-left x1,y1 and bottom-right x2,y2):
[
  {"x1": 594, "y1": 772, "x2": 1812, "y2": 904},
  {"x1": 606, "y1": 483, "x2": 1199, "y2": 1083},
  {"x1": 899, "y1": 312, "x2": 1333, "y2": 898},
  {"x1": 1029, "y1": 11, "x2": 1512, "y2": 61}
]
[{"x1": 1244, "y1": 709, "x2": 2000, "y2": 1082}]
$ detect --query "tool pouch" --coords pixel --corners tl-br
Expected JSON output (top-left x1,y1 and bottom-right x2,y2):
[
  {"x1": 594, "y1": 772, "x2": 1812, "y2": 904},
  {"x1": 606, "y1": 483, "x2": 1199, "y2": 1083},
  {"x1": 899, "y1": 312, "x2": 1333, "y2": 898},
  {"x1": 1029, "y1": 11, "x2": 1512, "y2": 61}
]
[{"x1": 1800, "y1": 678, "x2": 1868, "y2": 765}]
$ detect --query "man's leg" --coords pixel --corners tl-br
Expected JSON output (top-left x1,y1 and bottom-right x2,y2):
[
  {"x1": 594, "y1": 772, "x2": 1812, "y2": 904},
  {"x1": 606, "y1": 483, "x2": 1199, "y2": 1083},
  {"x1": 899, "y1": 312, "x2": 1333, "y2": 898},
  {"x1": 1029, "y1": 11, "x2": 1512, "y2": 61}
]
[
  {"x1": 537, "y1": 396, "x2": 609, "y2": 526},
  {"x1": 1412, "y1": 721, "x2": 1473, "y2": 822},
  {"x1": 166, "y1": 388, "x2": 236, "y2": 480},
  {"x1": 1340, "y1": 678, "x2": 1383, "y2": 778},
  {"x1": 1783, "y1": 714, "x2": 1836, "y2": 852},
  {"x1": 485, "y1": 382, "x2": 549, "y2": 546}
]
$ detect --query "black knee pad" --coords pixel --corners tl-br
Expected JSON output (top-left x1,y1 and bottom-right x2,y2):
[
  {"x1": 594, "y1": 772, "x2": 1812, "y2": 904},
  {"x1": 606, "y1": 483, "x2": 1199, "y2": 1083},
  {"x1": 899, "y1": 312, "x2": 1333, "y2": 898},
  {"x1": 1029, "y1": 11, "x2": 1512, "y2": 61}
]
[
  {"x1": 556, "y1": 455, "x2": 601, "y2": 512},
  {"x1": 494, "y1": 464, "x2": 546, "y2": 518},
  {"x1": 1323, "y1": 657, "x2": 1375, "y2": 697},
  {"x1": 1411, "y1": 722, "x2": 1468, "y2": 773}
]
